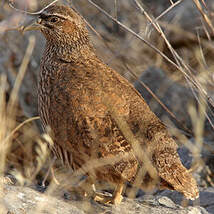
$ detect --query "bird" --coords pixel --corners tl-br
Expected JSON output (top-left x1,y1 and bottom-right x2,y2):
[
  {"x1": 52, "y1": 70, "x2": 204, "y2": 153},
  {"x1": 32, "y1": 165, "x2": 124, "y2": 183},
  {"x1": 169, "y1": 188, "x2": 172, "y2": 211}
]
[{"x1": 22, "y1": 4, "x2": 199, "y2": 204}]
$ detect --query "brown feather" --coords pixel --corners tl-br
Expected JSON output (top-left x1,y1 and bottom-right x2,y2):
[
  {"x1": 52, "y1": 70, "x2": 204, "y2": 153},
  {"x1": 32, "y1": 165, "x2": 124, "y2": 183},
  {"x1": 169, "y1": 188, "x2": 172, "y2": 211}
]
[{"x1": 32, "y1": 4, "x2": 199, "y2": 202}]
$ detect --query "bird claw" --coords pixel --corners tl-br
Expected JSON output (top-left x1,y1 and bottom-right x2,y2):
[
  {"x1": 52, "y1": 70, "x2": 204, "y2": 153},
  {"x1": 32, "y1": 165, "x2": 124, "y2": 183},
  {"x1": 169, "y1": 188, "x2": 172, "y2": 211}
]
[
  {"x1": 94, "y1": 194, "x2": 112, "y2": 204},
  {"x1": 0, "y1": 175, "x2": 15, "y2": 185},
  {"x1": 93, "y1": 191, "x2": 123, "y2": 205}
]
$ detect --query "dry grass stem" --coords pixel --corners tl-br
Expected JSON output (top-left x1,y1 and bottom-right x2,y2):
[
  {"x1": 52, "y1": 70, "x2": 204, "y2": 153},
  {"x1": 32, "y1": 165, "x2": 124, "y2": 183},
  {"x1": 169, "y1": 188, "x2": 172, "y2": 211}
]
[
  {"x1": 154, "y1": 0, "x2": 183, "y2": 22},
  {"x1": 193, "y1": 0, "x2": 214, "y2": 34},
  {"x1": 7, "y1": 35, "x2": 35, "y2": 129}
]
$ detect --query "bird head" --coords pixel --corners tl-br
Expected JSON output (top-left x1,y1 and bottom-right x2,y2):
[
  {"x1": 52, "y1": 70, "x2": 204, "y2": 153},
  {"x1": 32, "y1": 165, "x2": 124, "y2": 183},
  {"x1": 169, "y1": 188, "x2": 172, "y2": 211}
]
[{"x1": 23, "y1": 5, "x2": 89, "y2": 46}]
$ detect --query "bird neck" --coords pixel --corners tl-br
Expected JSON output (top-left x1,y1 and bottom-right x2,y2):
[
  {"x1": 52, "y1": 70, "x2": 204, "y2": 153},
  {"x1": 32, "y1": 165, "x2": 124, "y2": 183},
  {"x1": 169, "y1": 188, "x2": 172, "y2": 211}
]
[{"x1": 44, "y1": 33, "x2": 94, "y2": 63}]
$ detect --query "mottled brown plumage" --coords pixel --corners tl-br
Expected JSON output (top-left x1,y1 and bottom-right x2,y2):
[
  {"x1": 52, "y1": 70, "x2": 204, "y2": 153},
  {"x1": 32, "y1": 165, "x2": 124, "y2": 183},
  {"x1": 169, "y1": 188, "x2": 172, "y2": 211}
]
[{"x1": 23, "y1": 4, "x2": 199, "y2": 204}]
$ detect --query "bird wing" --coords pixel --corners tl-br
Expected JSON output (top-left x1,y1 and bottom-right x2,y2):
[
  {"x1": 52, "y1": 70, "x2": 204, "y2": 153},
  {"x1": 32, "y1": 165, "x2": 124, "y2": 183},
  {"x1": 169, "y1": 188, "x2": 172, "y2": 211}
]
[
  {"x1": 46, "y1": 68, "x2": 139, "y2": 182},
  {"x1": 70, "y1": 108, "x2": 139, "y2": 183}
]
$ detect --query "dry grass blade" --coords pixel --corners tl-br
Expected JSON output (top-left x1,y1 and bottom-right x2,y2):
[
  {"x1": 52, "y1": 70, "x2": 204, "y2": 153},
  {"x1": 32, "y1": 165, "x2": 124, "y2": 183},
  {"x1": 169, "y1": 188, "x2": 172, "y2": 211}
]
[
  {"x1": 2, "y1": 116, "x2": 40, "y2": 145},
  {"x1": 8, "y1": 0, "x2": 60, "y2": 15},
  {"x1": 7, "y1": 35, "x2": 35, "y2": 128},
  {"x1": 192, "y1": 0, "x2": 214, "y2": 34},
  {"x1": 154, "y1": 0, "x2": 183, "y2": 22},
  {"x1": 0, "y1": 75, "x2": 8, "y2": 175},
  {"x1": 1, "y1": 36, "x2": 36, "y2": 176},
  {"x1": 0, "y1": 34, "x2": 37, "y2": 191},
  {"x1": 85, "y1": 0, "x2": 180, "y2": 70},
  {"x1": 159, "y1": 20, "x2": 214, "y2": 50},
  {"x1": 134, "y1": 0, "x2": 199, "y2": 88},
  {"x1": 187, "y1": 93, "x2": 207, "y2": 174},
  {"x1": 114, "y1": 0, "x2": 118, "y2": 20},
  {"x1": 108, "y1": 106, "x2": 159, "y2": 191},
  {"x1": 134, "y1": 0, "x2": 214, "y2": 130}
]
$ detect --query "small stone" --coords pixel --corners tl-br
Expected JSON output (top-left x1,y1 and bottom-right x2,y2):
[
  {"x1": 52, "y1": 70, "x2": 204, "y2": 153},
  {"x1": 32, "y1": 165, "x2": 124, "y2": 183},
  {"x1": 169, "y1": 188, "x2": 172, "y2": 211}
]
[{"x1": 157, "y1": 196, "x2": 177, "y2": 209}]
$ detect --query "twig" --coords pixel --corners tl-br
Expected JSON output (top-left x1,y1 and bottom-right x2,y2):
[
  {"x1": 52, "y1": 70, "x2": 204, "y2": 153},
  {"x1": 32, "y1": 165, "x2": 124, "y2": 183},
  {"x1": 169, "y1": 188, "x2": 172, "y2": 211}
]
[{"x1": 8, "y1": 0, "x2": 59, "y2": 15}]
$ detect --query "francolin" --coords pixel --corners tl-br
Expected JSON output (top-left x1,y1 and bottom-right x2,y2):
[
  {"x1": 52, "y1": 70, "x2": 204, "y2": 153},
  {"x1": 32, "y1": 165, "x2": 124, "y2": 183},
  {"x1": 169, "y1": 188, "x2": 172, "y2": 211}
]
[{"x1": 23, "y1": 4, "x2": 199, "y2": 204}]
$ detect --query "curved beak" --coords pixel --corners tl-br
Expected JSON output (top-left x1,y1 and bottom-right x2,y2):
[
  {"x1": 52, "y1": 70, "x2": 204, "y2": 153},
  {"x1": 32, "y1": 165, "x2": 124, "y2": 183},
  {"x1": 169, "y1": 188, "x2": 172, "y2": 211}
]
[{"x1": 21, "y1": 18, "x2": 43, "y2": 33}]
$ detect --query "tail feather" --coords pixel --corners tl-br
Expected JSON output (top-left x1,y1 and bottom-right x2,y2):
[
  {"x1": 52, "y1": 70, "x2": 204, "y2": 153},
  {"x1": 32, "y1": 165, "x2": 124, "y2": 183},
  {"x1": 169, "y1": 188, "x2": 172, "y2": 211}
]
[{"x1": 155, "y1": 149, "x2": 199, "y2": 200}]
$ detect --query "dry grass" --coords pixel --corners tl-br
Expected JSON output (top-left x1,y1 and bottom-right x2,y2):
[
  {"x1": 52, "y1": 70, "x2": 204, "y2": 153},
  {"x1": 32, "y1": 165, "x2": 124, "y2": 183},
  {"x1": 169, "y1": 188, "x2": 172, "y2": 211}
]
[{"x1": 0, "y1": 0, "x2": 214, "y2": 213}]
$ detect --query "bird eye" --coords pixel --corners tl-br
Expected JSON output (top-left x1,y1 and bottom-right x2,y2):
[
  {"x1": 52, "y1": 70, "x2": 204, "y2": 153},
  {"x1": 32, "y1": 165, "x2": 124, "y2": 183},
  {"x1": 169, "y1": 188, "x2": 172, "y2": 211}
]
[{"x1": 49, "y1": 17, "x2": 59, "y2": 23}]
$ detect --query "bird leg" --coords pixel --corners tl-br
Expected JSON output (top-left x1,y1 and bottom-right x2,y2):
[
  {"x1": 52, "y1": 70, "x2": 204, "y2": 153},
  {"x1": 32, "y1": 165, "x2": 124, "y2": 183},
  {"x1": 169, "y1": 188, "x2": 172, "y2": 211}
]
[
  {"x1": 50, "y1": 167, "x2": 60, "y2": 185},
  {"x1": 42, "y1": 156, "x2": 59, "y2": 186},
  {"x1": 93, "y1": 191, "x2": 113, "y2": 204},
  {"x1": 112, "y1": 182, "x2": 124, "y2": 204}
]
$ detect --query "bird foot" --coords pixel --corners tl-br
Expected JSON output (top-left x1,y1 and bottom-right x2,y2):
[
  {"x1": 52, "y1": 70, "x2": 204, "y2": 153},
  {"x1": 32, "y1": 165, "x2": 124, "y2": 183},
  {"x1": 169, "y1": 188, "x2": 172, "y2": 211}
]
[
  {"x1": 0, "y1": 175, "x2": 15, "y2": 186},
  {"x1": 112, "y1": 193, "x2": 123, "y2": 205},
  {"x1": 93, "y1": 191, "x2": 123, "y2": 205},
  {"x1": 94, "y1": 193, "x2": 112, "y2": 204}
]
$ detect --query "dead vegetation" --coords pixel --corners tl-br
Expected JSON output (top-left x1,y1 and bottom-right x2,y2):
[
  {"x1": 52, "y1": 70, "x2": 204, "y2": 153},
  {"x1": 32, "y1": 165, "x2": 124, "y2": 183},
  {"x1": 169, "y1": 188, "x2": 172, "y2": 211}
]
[{"x1": 0, "y1": 0, "x2": 214, "y2": 213}]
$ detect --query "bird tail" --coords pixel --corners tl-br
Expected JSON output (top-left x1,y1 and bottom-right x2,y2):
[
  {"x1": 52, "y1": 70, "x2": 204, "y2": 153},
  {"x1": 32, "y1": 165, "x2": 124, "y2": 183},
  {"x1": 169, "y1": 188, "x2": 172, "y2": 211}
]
[{"x1": 155, "y1": 149, "x2": 199, "y2": 200}]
